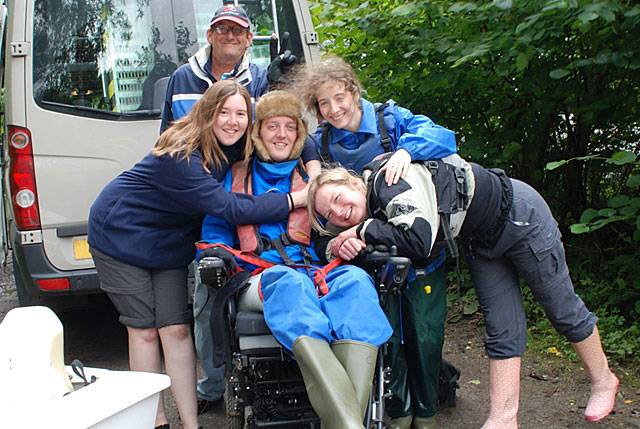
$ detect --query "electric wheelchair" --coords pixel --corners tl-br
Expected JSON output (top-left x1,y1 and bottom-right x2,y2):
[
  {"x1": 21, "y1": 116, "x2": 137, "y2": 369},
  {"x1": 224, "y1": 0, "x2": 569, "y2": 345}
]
[{"x1": 197, "y1": 246, "x2": 412, "y2": 429}]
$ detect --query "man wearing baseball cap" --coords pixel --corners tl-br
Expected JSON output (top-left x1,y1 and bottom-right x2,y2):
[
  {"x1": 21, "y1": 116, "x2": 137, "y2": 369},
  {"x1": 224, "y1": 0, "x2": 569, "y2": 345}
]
[{"x1": 160, "y1": 4, "x2": 266, "y2": 133}]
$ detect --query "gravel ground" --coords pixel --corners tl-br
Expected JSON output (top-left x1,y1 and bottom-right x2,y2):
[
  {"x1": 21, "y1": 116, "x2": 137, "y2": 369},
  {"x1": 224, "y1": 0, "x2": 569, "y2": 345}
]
[{"x1": 1, "y1": 256, "x2": 638, "y2": 428}]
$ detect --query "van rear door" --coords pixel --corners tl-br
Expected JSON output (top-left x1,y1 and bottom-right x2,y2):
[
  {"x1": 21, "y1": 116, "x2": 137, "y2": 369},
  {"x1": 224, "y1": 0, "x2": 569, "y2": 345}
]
[
  {"x1": 0, "y1": 3, "x2": 8, "y2": 265},
  {"x1": 27, "y1": 0, "x2": 174, "y2": 273}
]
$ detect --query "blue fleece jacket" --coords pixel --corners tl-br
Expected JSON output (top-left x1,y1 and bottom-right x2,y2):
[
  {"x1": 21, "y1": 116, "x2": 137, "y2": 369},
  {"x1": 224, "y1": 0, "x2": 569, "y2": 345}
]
[
  {"x1": 312, "y1": 99, "x2": 457, "y2": 174},
  {"x1": 88, "y1": 150, "x2": 289, "y2": 269}
]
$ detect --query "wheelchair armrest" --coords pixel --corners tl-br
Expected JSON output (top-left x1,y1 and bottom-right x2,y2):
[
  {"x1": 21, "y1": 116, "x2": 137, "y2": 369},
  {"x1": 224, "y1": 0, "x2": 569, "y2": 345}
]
[
  {"x1": 361, "y1": 245, "x2": 412, "y2": 293},
  {"x1": 378, "y1": 256, "x2": 412, "y2": 292},
  {"x1": 197, "y1": 256, "x2": 229, "y2": 290}
]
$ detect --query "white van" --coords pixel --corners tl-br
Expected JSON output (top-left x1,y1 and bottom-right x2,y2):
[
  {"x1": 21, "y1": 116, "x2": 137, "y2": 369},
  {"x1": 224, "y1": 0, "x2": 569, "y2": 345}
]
[{"x1": 1, "y1": 0, "x2": 319, "y2": 308}]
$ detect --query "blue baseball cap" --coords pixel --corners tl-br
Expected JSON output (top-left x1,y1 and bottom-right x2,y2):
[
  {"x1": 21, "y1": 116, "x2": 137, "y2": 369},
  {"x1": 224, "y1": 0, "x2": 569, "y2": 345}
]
[{"x1": 210, "y1": 5, "x2": 251, "y2": 29}]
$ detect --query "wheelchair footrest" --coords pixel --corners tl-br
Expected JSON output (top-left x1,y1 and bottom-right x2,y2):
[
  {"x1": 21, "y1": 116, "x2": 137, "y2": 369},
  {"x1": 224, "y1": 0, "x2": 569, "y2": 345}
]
[{"x1": 252, "y1": 416, "x2": 319, "y2": 427}]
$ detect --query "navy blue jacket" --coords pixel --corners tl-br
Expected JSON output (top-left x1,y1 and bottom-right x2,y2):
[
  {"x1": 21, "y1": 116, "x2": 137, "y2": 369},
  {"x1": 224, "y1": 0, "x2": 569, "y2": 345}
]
[
  {"x1": 88, "y1": 149, "x2": 289, "y2": 269},
  {"x1": 160, "y1": 45, "x2": 268, "y2": 133}
]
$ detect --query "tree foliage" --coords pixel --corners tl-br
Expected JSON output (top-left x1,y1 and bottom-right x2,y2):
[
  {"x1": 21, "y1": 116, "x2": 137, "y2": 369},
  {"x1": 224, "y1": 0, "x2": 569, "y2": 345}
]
[
  {"x1": 312, "y1": 0, "x2": 640, "y2": 359},
  {"x1": 313, "y1": 0, "x2": 638, "y2": 212}
]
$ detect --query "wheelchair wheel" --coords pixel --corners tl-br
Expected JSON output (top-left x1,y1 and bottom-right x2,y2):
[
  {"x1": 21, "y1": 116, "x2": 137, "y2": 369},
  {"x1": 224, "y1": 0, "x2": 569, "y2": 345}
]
[{"x1": 225, "y1": 376, "x2": 244, "y2": 429}]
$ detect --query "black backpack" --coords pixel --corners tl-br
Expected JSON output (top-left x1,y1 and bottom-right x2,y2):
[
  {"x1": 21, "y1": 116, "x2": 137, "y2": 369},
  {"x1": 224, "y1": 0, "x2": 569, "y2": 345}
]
[{"x1": 439, "y1": 359, "x2": 461, "y2": 408}]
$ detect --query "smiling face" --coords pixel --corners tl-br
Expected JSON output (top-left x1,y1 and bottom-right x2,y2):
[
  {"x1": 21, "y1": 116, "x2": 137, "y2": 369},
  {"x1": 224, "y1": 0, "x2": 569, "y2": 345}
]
[
  {"x1": 208, "y1": 20, "x2": 253, "y2": 66},
  {"x1": 213, "y1": 93, "x2": 249, "y2": 146},
  {"x1": 316, "y1": 81, "x2": 362, "y2": 132},
  {"x1": 314, "y1": 182, "x2": 368, "y2": 228},
  {"x1": 260, "y1": 116, "x2": 297, "y2": 162}
]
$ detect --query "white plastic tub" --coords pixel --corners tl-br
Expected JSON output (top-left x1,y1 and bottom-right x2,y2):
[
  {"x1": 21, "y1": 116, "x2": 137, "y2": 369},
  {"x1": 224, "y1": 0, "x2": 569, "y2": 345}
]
[
  {"x1": 2, "y1": 366, "x2": 170, "y2": 428},
  {"x1": 0, "y1": 306, "x2": 171, "y2": 428}
]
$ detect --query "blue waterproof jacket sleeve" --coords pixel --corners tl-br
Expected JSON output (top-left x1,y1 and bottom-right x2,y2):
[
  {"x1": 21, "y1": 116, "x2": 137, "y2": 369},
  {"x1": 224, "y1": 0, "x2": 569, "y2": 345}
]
[
  {"x1": 389, "y1": 104, "x2": 457, "y2": 161},
  {"x1": 201, "y1": 218, "x2": 236, "y2": 249}
]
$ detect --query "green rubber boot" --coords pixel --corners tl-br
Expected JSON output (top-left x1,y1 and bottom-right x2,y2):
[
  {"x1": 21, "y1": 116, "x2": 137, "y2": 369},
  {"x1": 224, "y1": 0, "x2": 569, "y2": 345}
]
[
  {"x1": 412, "y1": 415, "x2": 439, "y2": 429},
  {"x1": 331, "y1": 339, "x2": 378, "y2": 419},
  {"x1": 389, "y1": 415, "x2": 413, "y2": 429},
  {"x1": 292, "y1": 336, "x2": 363, "y2": 429}
]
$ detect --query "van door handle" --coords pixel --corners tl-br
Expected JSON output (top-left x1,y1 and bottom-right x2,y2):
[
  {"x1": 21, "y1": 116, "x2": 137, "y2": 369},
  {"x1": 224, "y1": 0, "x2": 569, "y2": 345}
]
[{"x1": 56, "y1": 223, "x2": 88, "y2": 238}]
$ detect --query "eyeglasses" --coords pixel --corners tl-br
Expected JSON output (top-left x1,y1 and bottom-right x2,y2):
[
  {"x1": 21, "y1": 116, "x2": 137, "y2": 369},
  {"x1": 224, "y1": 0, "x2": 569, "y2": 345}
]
[{"x1": 212, "y1": 25, "x2": 248, "y2": 36}]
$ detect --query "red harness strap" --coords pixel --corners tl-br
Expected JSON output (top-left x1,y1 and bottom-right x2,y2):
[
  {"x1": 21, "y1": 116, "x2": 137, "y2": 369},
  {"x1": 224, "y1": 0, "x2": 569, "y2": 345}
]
[
  {"x1": 196, "y1": 242, "x2": 344, "y2": 297},
  {"x1": 312, "y1": 257, "x2": 344, "y2": 296},
  {"x1": 196, "y1": 242, "x2": 272, "y2": 276}
]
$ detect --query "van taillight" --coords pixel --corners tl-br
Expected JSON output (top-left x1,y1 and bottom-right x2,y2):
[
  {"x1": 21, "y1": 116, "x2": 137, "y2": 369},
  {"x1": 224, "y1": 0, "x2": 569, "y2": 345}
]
[
  {"x1": 36, "y1": 278, "x2": 71, "y2": 291},
  {"x1": 8, "y1": 126, "x2": 41, "y2": 230}
]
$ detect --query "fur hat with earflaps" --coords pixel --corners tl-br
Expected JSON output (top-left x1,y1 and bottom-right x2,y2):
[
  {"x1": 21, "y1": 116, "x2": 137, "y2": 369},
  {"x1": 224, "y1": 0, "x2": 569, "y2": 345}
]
[{"x1": 252, "y1": 90, "x2": 308, "y2": 162}]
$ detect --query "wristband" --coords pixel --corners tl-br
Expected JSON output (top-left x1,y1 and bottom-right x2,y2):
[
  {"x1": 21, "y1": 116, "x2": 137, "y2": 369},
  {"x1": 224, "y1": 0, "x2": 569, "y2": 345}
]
[{"x1": 287, "y1": 192, "x2": 295, "y2": 210}]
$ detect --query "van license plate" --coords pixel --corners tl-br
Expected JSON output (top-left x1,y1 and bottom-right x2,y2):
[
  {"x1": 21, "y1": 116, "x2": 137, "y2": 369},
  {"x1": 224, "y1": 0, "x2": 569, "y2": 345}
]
[{"x1": 73, "y1": 238, "x2": 92, "y2": 260}]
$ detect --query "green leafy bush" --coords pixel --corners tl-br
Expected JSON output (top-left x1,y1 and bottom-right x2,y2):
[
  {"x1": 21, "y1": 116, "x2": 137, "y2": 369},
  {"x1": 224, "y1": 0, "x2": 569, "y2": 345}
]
[{"x1": 312, "y1": 0, "x2": 640, "y2": 368}]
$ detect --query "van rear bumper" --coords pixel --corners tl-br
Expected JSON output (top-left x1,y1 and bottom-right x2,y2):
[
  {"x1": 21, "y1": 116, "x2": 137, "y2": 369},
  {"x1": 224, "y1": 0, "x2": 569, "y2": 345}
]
[{"x1": 12, "y1": 237, "x2": 101, "y2": 298}]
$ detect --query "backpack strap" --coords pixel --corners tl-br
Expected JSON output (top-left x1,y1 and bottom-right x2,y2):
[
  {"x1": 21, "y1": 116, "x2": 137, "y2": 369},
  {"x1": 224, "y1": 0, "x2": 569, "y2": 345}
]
[
  {"x1": 374, "y1": 101, "x2": 392, "y2": 153},
  {"x1": 424, "y1": 159, "x2": 471, "y2": 215},
  {"x1": 423, "y1": 159, "x2": 470, "y2": 292},
  {"x1": 320, "y1": 123, "x2": 331, "y2": 163}
]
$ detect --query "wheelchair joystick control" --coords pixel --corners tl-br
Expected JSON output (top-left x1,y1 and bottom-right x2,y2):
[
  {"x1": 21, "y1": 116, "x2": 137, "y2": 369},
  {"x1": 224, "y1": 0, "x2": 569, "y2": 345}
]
[{"x1": 198, "y1": 256, "x2": 228, "y2": 290}]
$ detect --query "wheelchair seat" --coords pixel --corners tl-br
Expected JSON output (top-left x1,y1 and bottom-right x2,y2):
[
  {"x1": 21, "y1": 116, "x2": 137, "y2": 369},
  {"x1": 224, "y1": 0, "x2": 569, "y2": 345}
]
[
  {"x1": 234, "y1": 311, "x2": 281, "y2": 351},
  {"x1": 234, "y1": 311, "x2": 271, "y2": 336}
]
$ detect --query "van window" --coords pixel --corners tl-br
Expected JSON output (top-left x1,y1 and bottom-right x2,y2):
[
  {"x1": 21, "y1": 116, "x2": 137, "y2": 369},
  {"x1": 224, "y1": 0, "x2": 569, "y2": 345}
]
[
  {"x1": 32, "y1": 0, "x2": 303, "y2": 119},
  {"x1": 239, "y1": 0, "x2": 304, "y2": 69}
]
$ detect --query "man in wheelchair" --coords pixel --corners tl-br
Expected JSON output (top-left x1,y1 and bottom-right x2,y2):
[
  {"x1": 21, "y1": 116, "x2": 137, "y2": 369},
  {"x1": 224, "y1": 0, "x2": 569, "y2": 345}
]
[{"x1": 196, "y1": 90, "x2": 393, "y2": 428}]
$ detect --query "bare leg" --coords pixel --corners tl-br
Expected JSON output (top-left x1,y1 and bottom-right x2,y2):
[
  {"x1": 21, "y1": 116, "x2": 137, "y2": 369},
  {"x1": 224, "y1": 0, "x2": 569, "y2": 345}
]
[
  {"x1": 159, "y1": 323, "x2": 199, "y2": 429},
  {"x1": 127, "y1": 326, "x2": 168, "y2": 427},
  {"x1": 572, "y1": 326, "x2": 619, "y2": 422},
  {"x1": 481, "y1": 357, "x2": 520, "y2": 429}
]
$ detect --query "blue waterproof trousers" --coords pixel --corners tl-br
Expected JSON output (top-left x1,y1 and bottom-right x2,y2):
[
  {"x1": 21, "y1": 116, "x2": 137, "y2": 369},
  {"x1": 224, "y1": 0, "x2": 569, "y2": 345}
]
[{"x1": 260, "y1": 264, "x2": 393, "y2": 351}]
